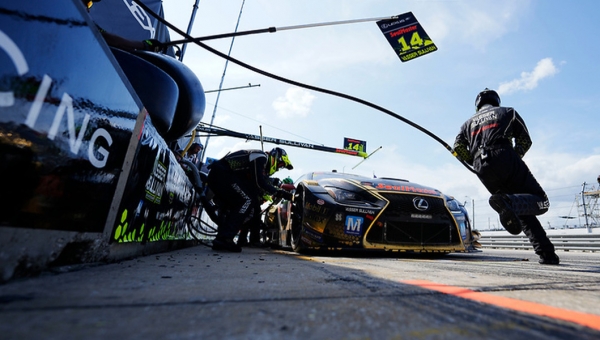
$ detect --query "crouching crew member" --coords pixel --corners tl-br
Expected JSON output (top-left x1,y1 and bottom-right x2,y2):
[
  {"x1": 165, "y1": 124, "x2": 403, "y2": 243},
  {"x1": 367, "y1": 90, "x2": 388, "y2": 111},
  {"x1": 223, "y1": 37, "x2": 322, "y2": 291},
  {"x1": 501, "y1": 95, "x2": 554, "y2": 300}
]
[{"x1": 207, "y1": 147, "x2": 293, "y2": 252}]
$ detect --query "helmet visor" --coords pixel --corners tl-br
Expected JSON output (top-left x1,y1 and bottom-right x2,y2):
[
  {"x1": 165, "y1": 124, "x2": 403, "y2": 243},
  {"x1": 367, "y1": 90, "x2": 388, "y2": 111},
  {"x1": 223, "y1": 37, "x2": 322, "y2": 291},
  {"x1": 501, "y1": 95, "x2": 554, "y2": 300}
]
[{"x1": 279, "y1": 153, "x2": 293, "y2": 170}]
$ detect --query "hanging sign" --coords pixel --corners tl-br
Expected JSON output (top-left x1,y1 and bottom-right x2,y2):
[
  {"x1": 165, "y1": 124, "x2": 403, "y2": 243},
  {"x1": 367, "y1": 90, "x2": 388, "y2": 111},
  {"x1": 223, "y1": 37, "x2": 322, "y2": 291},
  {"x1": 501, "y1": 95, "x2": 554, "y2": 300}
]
[
  {"x1": 344, "y1": 137, "x2": 367, "y2": 153},
  {"x1": 377, "y1": 12, "x2": 438, "y2": 62}
]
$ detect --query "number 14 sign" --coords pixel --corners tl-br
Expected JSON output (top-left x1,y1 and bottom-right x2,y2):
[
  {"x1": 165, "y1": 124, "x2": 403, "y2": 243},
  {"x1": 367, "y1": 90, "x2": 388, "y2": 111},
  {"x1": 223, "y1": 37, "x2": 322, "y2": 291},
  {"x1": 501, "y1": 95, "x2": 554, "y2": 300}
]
[
  {"x1": 377, "y1": 12, "x2": 438, "y2": 62},
  {"x1": 344, "y1": 137, "x2": 366, "y2": 153}
]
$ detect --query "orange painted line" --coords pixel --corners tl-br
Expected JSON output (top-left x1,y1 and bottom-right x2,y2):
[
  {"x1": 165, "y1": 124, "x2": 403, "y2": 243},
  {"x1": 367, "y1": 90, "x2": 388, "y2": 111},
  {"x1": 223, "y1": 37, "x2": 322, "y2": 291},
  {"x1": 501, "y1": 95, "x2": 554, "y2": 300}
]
[{"x1": 402, "y1": 279, "x2": 600, "y2": 331}]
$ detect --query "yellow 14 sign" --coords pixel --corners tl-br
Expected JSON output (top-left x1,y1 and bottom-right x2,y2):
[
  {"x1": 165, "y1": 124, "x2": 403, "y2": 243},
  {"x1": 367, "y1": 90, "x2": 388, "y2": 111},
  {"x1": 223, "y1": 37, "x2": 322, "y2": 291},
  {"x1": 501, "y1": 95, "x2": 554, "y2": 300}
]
[
  {"x1": 377, "y1": 12, "x2": 438, "y2": 62},
  {"x1": 344, "y1": 137, "x2": 366, "y2": 153}
]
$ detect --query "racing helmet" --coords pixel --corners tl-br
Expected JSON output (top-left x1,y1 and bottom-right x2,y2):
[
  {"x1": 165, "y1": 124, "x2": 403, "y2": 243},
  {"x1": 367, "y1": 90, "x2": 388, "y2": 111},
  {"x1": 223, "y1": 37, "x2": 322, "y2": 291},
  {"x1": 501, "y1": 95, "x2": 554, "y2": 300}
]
[
  {"x1": 475, "y1": 88, "x2": 501, "y2": 111},
  {"x1": 267, "y1": 147, "x2": 293, "y2": 175}
]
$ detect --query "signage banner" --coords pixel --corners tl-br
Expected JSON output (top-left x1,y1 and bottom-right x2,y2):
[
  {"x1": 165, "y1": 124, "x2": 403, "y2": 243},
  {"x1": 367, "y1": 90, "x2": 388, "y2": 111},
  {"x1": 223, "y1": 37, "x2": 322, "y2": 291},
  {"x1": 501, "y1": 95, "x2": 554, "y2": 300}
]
[
  {"x1": 344, "y1": 137, "x2": 367, "y2": 154},
  {"x1": 377, "y1": 12, "x2": 438, "y2": 62}
]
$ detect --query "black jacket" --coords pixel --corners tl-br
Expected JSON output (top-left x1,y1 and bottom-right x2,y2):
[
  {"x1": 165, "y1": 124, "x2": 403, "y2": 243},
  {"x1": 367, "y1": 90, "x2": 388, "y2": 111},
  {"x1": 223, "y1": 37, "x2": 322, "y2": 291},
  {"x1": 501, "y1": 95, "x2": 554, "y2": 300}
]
[
  {"x1": 213, "y1": 149, "x2": 279, "y2": 195},
  {"x1": 454, "y1": 104, "x2": 532, "y2": 165}
]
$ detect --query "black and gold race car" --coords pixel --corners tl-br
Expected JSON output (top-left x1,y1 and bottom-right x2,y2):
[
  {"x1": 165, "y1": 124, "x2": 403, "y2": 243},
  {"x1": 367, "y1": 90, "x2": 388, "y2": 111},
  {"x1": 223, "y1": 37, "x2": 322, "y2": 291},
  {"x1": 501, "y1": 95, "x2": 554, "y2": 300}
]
[{"x1": 265, "y1": 171, "x2": 480, "y2": 253}]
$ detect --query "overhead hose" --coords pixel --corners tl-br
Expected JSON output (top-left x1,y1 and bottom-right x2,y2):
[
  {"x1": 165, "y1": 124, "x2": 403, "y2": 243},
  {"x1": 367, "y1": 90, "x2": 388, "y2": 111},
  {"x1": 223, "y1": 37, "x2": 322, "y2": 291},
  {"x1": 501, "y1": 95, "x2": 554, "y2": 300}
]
[{"x1": 131, "y1": 0, "x2": 476, "y2": 174}]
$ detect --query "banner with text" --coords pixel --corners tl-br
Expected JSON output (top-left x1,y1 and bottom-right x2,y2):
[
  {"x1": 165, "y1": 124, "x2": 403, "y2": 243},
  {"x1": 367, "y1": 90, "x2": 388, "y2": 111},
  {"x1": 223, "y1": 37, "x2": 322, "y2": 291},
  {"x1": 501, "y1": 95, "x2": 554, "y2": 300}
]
[{"x1": 377, "y1": 12, "x2": 438, "y2": 62}]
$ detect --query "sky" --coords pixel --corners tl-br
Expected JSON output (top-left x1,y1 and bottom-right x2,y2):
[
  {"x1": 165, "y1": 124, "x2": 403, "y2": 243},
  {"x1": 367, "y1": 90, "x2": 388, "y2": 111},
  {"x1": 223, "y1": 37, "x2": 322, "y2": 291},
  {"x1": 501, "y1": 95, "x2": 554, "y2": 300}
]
[{"x1": 157, "y1": 0, "x2": 600, "y2": 231}]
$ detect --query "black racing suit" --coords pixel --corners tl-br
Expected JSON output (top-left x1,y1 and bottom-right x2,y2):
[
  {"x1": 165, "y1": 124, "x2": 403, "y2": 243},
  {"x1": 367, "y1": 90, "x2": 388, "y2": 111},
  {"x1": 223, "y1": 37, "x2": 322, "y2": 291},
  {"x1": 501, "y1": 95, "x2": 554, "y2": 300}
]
[
  {"x1": 453, "y1": 104, "x2": 555, "y2": 255},
  {"x1": 206, "y1": 150, "x2": 281, "y2": 242}
]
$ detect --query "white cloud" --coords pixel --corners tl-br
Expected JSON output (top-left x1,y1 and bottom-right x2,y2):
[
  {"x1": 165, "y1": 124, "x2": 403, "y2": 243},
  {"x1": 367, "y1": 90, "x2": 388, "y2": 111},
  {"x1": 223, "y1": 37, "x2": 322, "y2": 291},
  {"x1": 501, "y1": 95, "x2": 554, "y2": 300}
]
[
  {"x1": 527, "y1": 150, "x2": 600, "y2": 191},
  {"x1": 423, "y1": 1, "x2": 532, "y2": 50},
  {"x1": 213, "y1": 114, "x2": 231, "y2": 126},
  {"x1": 497, "y1": 58, "x2": 559, "y2": 95},
  {"x1": 272, "y1": 87, "x2": 316, "y2": 118}
]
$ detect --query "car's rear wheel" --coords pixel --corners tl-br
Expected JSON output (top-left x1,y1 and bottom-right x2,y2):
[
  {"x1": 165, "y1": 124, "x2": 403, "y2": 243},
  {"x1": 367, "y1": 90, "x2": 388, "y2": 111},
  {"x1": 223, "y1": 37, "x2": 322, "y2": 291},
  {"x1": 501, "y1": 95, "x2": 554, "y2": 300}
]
[{"x1": 290, "y1": 188, "x2": 306, "y2": 252}]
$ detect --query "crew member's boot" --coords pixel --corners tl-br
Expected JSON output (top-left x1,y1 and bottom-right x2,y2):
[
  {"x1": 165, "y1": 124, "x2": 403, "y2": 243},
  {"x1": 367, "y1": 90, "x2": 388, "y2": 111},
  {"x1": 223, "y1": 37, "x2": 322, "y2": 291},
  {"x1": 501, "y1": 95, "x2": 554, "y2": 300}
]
[
  {"x1": 489, "y1": 194, "x2": 523, "y2": 235},
  {"x1": 538, "y1": 251, "x2": 560, "y2": 265}
]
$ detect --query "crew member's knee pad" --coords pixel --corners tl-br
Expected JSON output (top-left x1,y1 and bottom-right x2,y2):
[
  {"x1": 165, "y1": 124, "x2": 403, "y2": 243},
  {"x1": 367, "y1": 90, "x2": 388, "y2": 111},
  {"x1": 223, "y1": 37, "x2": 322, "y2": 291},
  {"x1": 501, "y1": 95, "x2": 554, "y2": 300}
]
[{"x1": 506, "y1": 194, "x2": 549, "y2": 216}]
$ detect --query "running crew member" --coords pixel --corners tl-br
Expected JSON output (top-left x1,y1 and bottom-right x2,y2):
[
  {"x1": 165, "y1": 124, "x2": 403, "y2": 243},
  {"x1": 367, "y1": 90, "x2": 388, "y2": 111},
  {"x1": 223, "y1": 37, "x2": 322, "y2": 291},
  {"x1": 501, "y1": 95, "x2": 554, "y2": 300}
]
[
  {"x1": 453, "y1": 88, "x2": 559, "y2": 265},
  {"x1": 206, "y1": 148, "x2": 293, "y2": 252}
]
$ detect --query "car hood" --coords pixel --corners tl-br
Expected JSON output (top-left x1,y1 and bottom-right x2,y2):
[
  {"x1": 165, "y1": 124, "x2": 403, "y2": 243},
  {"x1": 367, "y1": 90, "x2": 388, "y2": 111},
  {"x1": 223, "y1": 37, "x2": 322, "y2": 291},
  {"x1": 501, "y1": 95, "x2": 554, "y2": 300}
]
[
  {"x1": 306, "y1": 172, "x2": 443, "y2": 198},
  {"x1": 358, "y1": 177, "x2": 442, "y2": 197}
]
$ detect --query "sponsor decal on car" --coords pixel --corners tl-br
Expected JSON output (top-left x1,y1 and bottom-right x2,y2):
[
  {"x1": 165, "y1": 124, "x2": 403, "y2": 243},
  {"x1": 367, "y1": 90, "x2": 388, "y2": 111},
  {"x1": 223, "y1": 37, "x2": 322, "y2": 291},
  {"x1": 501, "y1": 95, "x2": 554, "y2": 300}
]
[
  {"x1": 305, "y1": 211, "x2": 327, "y2": 224},
  {"x1": 345, "y1": 207, "x2": 376, "y2": 215},
  {"x1": 376, "y1": 183, "x2": 438, "y2": 195},
  {"x1": 305, "y1": 202, "x2": 329, "y2": 214},
  {"x1": 345, "y1": 215, "x2": 364, "y2": 236},
  {"x1": 303, "y1": 226, "x2": 324, "y2": 243}
]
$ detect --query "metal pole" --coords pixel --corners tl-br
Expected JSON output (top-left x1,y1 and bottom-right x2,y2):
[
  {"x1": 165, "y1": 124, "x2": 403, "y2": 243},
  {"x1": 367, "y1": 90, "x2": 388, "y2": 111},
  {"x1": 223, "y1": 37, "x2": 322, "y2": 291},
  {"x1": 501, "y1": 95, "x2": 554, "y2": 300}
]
[
  {"x1": 582, "y1": 182, "x2": 590, "y2": 232},
  {"x1": 195, "y1": 124, "x2": 366, "y2": 158},
  {"x1": 166, "y1": 15, "x2": 399, "y2": 45},
  {"x1": 276, "y1": 16, "x2": 399, "y2": 32},
  {"x1": 472, "y1": 199, "x2": 475, "y2": 230},
  {"x1": 179, "y1": 0, "x2": 201, "y2": 61},
  {"x1": 204, "y1": 83, "x2": 260, "y2": 93},
  {"x1": 200, "y1": 0, "x2": 246, "y2": 163},
  {"x1": 351, "y1": 146, "x2": 382, "y2": 169},
  {"x1": 259, "y1": 125, "x2": 264, "y2": 151}
]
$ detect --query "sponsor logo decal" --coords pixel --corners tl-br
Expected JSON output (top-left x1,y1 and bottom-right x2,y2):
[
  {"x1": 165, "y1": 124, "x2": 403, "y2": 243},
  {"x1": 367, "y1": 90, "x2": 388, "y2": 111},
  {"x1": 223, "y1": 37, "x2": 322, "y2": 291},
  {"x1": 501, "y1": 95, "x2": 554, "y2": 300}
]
[
  {"x1": 305, "y1": 202, "x2": 329, "y2": 214},
  {"x1": 345, "y1": 215, "x2": 364, "y2": 236},
  {"x1": 413, "y1": 197, "x2": 429, "y2": 211},
  {"x1": 345, "y1": 207, "x2": 376, "y2": 215},
  {"x1": 376, "y1": 183, "x2": 438, "y2": 195}
]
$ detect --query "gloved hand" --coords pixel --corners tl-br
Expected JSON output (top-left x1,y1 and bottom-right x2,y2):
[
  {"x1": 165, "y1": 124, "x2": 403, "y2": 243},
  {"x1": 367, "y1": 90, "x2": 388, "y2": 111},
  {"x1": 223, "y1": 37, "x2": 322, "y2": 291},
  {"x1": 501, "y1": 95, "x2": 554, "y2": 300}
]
[
  {"x1": 275, "y1": 189, "x2": 293, "y2": 201},
  {"x1": 262, "y1": 193, "x2": 273, "y2": 203},
  {"x1": 142, "y1": 39, "x2": 164, "y2": 52},
  {"x1": 270, "y1": 177, "x2": 282, "y2": 188},
  {"x1": 514, "y1": 145, "x2": 525, "y2": 158}
]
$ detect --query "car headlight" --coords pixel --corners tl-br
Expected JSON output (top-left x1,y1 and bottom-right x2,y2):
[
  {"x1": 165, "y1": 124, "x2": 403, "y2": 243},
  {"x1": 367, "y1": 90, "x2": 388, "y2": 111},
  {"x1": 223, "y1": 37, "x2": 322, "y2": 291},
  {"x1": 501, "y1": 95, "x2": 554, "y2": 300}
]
[
  {"x1": 446, "y1": 198, "x2": 461, "y2": 212},
  {"x1": 324, "y1": 186, "x2": 364, "y2": 203}
]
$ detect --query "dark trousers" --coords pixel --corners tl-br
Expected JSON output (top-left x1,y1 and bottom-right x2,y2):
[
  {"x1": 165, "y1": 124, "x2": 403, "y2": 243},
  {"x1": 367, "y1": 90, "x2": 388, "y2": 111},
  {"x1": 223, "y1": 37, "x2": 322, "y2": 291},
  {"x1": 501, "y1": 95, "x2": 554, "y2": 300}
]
[
  {"x1": 206, "y1": 163, "x2": 260, "y2": 240},
  {"x1": 474, "y1": 147, "x2": 555, "y2": 254},
  {"x1": 238, "y1": 204, "x2": 263, "y2": 244}
]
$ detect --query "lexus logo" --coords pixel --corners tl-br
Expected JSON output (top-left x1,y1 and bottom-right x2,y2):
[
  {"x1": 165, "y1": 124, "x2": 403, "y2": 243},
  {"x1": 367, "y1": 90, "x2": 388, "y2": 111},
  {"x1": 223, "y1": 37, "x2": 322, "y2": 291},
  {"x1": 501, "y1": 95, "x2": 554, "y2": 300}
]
[{"x1": 413, "y1": 197, "x2": 429, "y2": 211}]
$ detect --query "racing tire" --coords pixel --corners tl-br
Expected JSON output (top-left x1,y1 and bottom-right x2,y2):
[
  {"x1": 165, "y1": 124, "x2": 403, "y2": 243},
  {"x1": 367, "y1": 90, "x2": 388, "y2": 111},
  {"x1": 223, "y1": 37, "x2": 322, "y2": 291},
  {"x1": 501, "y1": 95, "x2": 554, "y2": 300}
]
[
  {"x1": 265, "y1": 205, "x2": 283, "y2": 249},
  {"x1": 290, "y1": 188, "x2": 307, "y2": 252}
]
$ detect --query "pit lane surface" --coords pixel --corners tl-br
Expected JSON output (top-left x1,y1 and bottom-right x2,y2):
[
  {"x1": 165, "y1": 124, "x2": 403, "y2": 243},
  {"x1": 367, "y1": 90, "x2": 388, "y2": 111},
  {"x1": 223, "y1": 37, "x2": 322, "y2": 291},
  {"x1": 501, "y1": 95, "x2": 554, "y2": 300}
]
[{"x1": 1, "y1": 246, "x2": 599, "y2": 339}]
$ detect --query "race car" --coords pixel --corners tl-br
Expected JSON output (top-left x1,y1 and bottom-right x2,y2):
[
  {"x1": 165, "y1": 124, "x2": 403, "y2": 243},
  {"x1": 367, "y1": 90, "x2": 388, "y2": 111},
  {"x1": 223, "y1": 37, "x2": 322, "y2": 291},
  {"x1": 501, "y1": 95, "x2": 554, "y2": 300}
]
[{"x1": 265, "y1": 171, "x2": 480, "y2": 253}]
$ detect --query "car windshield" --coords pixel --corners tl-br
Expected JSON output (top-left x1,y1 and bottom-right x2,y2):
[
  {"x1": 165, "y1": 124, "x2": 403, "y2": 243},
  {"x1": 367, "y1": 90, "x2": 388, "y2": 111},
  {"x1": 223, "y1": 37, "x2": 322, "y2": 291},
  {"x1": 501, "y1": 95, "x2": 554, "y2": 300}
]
[{"x1": 310, "y1": 172, "x2": 367, "y2": 182}]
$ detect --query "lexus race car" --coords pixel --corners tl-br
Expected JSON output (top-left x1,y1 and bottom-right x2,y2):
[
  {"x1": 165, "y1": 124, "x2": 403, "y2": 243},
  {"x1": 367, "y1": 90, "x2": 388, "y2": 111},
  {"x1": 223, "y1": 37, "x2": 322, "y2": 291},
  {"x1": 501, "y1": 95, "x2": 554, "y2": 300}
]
[{"x1": 265, "y1": 171, "x2": 480, "y2": 253}]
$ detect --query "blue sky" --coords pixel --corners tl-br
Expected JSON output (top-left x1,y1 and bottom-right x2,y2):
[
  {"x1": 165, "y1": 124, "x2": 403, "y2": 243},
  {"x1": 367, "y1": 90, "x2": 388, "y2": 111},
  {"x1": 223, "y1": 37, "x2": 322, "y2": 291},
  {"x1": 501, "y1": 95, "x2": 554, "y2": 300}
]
[{"x1": 160, "y1": 0, "x2": 600, "y2": 231}]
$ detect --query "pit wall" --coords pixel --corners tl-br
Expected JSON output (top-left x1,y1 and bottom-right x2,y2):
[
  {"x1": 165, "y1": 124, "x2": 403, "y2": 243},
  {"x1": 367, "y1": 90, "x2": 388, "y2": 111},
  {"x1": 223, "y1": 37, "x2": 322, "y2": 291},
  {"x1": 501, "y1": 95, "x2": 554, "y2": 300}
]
[{"x1": 0, "y1": 0, "x2": 202, "y2": 282}]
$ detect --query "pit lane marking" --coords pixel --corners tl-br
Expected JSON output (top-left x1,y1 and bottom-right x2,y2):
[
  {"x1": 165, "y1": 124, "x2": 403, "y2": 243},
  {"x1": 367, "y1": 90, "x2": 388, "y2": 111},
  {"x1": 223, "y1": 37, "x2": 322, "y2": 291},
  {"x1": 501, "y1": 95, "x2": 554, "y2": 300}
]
[{"x1": 402, "y1": 280, "x2": 600, "y2": 331}]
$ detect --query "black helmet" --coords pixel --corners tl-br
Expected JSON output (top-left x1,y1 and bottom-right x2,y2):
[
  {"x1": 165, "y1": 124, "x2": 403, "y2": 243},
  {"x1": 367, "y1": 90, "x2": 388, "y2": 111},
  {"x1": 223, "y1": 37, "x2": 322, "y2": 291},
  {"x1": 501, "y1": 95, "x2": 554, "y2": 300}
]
[
  {"x1": 267, "y1": 147, "x2": 293, "y2": 175},
  {"x1": 475, "y1": 88, "x2": 501, "y2": 111}
]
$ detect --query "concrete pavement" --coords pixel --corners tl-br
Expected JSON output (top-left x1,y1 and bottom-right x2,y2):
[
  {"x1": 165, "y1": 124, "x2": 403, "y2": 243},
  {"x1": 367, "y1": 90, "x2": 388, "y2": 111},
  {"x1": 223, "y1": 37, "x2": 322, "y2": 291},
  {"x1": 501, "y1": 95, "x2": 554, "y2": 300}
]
[{"x1": 1, "y1": 243, "x2": 599, "y2": 339}]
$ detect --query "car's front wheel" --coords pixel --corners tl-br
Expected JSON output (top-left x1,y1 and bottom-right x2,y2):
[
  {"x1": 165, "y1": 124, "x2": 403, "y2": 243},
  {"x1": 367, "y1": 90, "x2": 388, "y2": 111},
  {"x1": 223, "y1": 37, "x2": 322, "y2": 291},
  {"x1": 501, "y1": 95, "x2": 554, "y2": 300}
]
[{"x1": 290, "y1": 188, "x2": 307, "y2": 252}]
